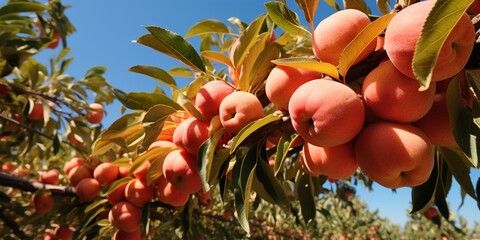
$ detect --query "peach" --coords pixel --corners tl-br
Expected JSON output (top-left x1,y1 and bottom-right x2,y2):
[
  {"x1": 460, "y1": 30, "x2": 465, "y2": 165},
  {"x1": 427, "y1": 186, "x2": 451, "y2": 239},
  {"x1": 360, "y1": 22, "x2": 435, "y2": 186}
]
[
  {"x1": 414, "y1": 93, "x2": 458, "y2": 148},
  {"x1": 40, "y1": 169, "x2": 60, "y2": 185},
  {"x1": 31, "y1": 192, "x2": 54, "y2": 214},
  {"x1": 107, "y1": 181, "x2": 128, "y2": 205},
  {"x1": 75, "y1": 178, "x2": 100, "y2": 202},
  {"x1": 28, "y1": 102, "x2": 44, "y2": 120},
  {"x1": 384, "y1": 1, "x2": 475, "y2": 81},
  {"x1": 265, "y1": 66, "x2": 321, "y2": 110},
  {"x1": 172, "y1": 117, "x2": 209, "y2": 156},
  {"x1": 86, "y1": 103, "x2": 105, "y2": 124},
  {"x1": 124, "y1": 178, "x2": 154, "y2": 207},
  {"x1": 109, "y1": 201, "x2": 141, "y2": 233},
  {"x1": 113, "y1": 229, "x2": 142, "y2": 240},
  {"x1": 302, "y1": 141, "x2": 358, "y2": 179},
  {"x1": 289, "y1": 79, "x2": 364, "y2": 147},
  {"x1": 67, "y1": 165, "x2": 92, "y2": 186},
  {"x1": 195, "y1": 80, "x2": 235, "y2": 121},
  {"x1": 467, "y1": 0, "x2": 480, "y2": 15},
  {"x1": 162, "y1": 149, "x2": 202, "y2": 194},
  {"x1": 118, "y1": 166, "x2": 130, "y2": 178},
  {"x1": 93, "y1": 162, "x2": 119, "y2": 186},
  {"x1": 1, "y1": 162, "x2": 16, "y2": 173},
  {"x1": 156, "y1": 175, "x2": 190, "y2": 207},
  {"x1": 355, "y1": 121, "x2": 434, "y2": 189},
  {"x1": 219, "y1": 91, "x2": 264, "y2": 134},
  {"x1": 362, "y1": 61, "x2": 436, "y2": 122},
  {"x1": 312, "y1": 9, "x2": 376, "y2": 66},
  {"x1": 64, "y1": 157, "x2": 85, "y2": 175},
  {"x1": 54, "y1": 225, "x2": 75, "y2": 240}
]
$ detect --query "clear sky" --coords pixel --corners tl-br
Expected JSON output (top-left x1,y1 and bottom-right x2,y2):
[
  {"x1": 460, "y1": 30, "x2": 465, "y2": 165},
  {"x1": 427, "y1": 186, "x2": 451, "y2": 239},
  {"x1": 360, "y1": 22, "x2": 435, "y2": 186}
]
[{"x1": 21, "y1": 0, "x2": 480, "y2": 227}]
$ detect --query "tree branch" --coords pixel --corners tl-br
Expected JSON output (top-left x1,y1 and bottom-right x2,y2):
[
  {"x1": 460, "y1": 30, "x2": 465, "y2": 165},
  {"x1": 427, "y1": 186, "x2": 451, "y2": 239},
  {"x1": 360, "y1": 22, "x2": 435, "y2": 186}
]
[
  {"x1": 0, "y1": 172, "x2": 76, "y2": 197},
  {"x1": 0, "y1": 205, "x2": 29, "y2": 240}
]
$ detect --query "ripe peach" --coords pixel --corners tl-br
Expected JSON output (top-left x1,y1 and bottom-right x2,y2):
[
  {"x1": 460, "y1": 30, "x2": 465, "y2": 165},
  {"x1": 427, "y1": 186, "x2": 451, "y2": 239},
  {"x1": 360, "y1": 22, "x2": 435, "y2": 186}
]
[
  {"x1": 302, "y1": 141, "x2": 358, "y2": 179},
  {"x1": 362, "y1": 61, "x2": 436, "y2": 122},
  {"x1": 107, "y1": 181, "x2": 128, "y2": 205},
  {"x1": 384, "y1": 1, "x2": 475, "y2": 81},
  {"x1": 54, "y1": 225, "x2": 75, "y2": 240},
  {"x1": 156, "y1": 175, "x2": 190, "y2": 207},
  {"x1": 40, "y1": 169, "x2": 60, "y2": 185},
  {"x1": 75, "y1": 178, "x2": 100, "y2": 202},
  {"x1": 355, "y1": 122, "x2": 434, "y2": 189},
  {"x1": 118, "y1": 166, "x2": 131, "y2": 178},
  {"x1": 124, "y1": 178, "x2": 154, "y2": 207},
  {"x1": 195, "y1": 80, "x2": 235, "y2": 121},
  {"x1": 93, "y1": 162, "x2": 119, "y2": 186},
  {"x1": 162, "y1": 149, "x2": 202, "y2": 194},
  {"x1": 113, "y1": 229, "x2": 142, "y2": 240},
  {"x1": 265, "y1": 66, "x2": 321, "y2": 110},
  {"x1": 414, "y1": 93, "x2": 458, "y2": 148},
  {"x1": 31, "y1": 192, "x2": 54, "y2": 214},
  {"x1": 28, "y1": 102, "x2": 44, "y2": 120},
  {"x1": 289, "y1": 79, "x2": 364, "y2": 147},
  {"x1": 219, "y1": 91, "x2": 264, "y2": 135},
  {"x1": 86, "y1": 103, "x2": 105, "y2": 124},
  {"x1": 64, "y1": 157, "x2": 85, "y2": 175},
  {"x1": 172, "y1": 117, "x2": 209, "y2": 156},
  {"x1": 312, "y1": 9, "x2": 376, "y2": 66},
  {"x1": 67, "y1": 165, "x2": 92, "y2": 186},
  {"x1": 109, "y1": 201, "x2": 141, "y2": 233},
  {"x1": 1, "y1": 162, "x2": 16, "y2": 173}
]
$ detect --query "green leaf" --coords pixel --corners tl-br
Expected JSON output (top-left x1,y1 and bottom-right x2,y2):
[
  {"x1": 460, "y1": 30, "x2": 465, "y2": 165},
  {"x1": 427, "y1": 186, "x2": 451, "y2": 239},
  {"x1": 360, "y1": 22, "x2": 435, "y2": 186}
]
[
  {"x1": 411, "y1": 158, "x2": 439, "y2": 213},
  {"x1": 144, "y1": 26, "x2": 206, "y2": 72},
  {"x1": 265, "y1": 2, "x2": 310, "y2": 38},
  {"x1": 146, "y1": 149, "x2": 173, "y2": 186},
  {"x1": 274, "y1": 132, "x2": 299, "y2": 176},
  {"x1": 0, "y1": 2, "x2": 48, "y2": 15},
  {"x1": 295, "y1": 0, "x2": 319, "y2": 25},
  {"x1": 413, "y1": 0, "x2": 474, "y2": 90},
  {"x1": 439, "y1": 147, "x2": 477, "y2": 199},
  {"x1": 230, "y1": 114, "x2": 283, "y2": 153},
  {"x1": 198, "y1": 129, "x2": 228, "y2": 191},
  {"x1": 173, "y1": 90, "x2": 206, "y2": 121},
  {"x1": 434, "y1": 158, "x2": 451, "y2": 219},
  {"x1": 376, "y1": 0, "x2": 392, "y2": 15},
  {"x1": 129, "y1": 65, "x2": 178, "y2": 89},
  {"x1": 113, "y1": 88, "x2": 183, "y2": 111},
  {"x1": 233, "y1": 15, "x2": 267, "y2": 67},
  {"x1": 233, "y1": 146, "x2": 258, "y2": 234},
  {"x1": 201, "y1": 51, "x2": 233, "y2": 67},
  {"x1": 141, "y1": 104, "x2": 177, "y2": 150},
  {"x1": 253, "y1": 156, "x2": 291, "y2": 212},
  {"x1": 338, "y1": 13, "x2": 395, "y2": 78},
  {"x1": 295, "y1": 171, "x2": 316, "y2": 224},
  {"x1": 272, "y1": 57, "x2": 339, "y2": 80},
  {"x1": 185, "y1": 19, "x2": 231, "y2": 38},
  {"x1": 169, "y1": 67, "x2": 194, "y2": 78},
  {"x1": 446, "y1": 75, "x2": 480, "y2": 167},
  {"x1": 324, "y1": 0, "x2": 342, "y2": 11},
  {"x1": 105, "y1": 177, "x2": 132, "y2": 196},
  {"x1": 130, "y1": 147, "x2": 174, "y2": 176},
  {"x1": 343, "y1": 0, "x2": 371, "y2": 14}
]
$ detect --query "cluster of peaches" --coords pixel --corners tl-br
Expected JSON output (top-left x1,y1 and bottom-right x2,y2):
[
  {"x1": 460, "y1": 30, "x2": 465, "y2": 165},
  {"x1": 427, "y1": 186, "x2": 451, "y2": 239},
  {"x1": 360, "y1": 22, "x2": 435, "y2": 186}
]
[{"x1": 265, "y1": 1, "x2": 476, "y2": 189}]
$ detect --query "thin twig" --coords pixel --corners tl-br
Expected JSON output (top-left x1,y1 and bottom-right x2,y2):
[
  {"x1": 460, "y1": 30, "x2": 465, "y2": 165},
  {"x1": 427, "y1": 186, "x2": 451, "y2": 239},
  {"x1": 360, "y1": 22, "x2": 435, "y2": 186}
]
[
  {"x1": 0, "y1": 172, "x2": 76, "y2": 197},
  {"x1": 0, "y1": 205, "x2": 30, "y2": 240}
]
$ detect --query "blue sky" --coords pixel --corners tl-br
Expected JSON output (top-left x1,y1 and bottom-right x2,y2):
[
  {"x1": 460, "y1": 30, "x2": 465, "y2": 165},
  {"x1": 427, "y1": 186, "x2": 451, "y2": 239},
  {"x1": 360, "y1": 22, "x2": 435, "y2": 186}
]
[{"x1": 25, "y1": 0, "x2": 480, "y2": 227}]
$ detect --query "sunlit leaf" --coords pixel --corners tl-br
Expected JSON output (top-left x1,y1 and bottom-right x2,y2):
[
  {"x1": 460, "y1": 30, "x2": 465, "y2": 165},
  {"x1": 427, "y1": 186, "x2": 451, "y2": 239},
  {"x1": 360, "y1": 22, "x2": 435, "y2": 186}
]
[
  {"x1": 265, "y1": 2, "x2": 310, "y2": 38},
  {"x1": 324, "y1": 0, "x2": 342, "y2": 11},
  {"x1": 338, "y1": 13, "x2": 395, "y2": 78},
  {"x1": 0, "y1": 2, "x2": 48, "y2": 15},
  {"x1": 198, "y1": 129, "x2": 228, "y2": 191},
  {"x1": 185, "y1": 19, "x2": 231, "y2": 38},
  {"x1": 295, "y1": 0, "x2": 319, "y2": 25},
  {"x1": 201, "y1": 51, "x2": 233, "y2": 67},
  {"x1": 376, "y1": 0, "x2": 392, "y2": 15},
  {"x1": 129, "y1": 65, "x2": 177, "y2": 89},
  {"x1": 141, "y1": 104, "x2": 177, "y2": 150},
  {"x1": 272, "y1": 57, "x2": 339, "y2": 80},
  {"x1": 143, "y1": 26, "x2": 206, "y2": 72},
  {"x1": 413, "y1": 0, "x2": 474, "y2": 90},
  {"x1": 169, "y1": 67, "x2": 194, "y2": 78},
  {"x1": 174, "y1": 89, "x2": 206, "y2": 121},
  {"x1": 231, "y1": 114, "x2": 283, "y2": 153},
  {"x1": 233, "y1": 14, "x2": 267, "y2": 67},
  {"x1": 343, "y1": 0, "x2": 371, "y2": 13}
]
